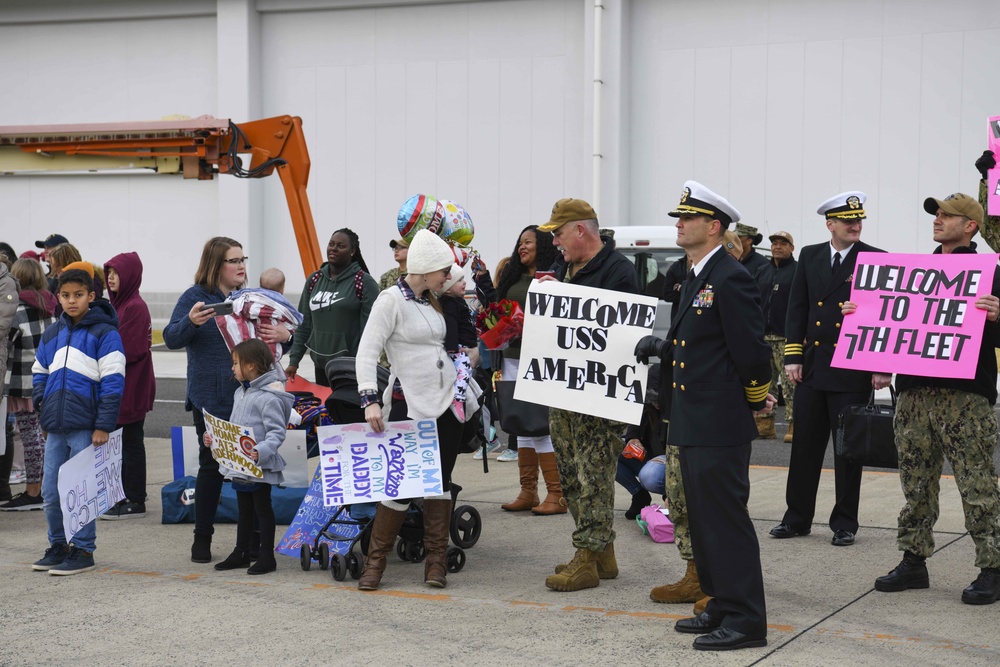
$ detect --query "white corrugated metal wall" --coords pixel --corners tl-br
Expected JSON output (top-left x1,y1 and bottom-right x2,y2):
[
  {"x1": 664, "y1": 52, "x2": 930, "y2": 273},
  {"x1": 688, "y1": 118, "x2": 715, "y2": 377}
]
[{"x1": 1, "y1": 0, "x2": 999, "y2": 305}]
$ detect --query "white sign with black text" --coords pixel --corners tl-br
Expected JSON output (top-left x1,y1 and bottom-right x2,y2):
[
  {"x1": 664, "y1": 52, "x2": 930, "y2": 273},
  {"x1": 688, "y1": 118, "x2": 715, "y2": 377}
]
[{"x1": 515, "y1": 280, "x2": 656, "y2": 425}]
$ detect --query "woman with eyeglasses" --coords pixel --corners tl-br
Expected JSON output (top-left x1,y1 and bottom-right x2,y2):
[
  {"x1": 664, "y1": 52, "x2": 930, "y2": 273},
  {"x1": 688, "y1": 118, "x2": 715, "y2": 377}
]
[{"x1": 164, "y1": 237, "x2": 253, "y2": 564}]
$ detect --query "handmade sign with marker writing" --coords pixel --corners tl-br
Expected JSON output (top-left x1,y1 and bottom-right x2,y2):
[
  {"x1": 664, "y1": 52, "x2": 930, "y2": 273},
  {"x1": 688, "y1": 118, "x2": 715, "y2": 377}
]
[
  {"x1": 203, "y1": 410, "x2": 264, "y2": 479},
  {"x1": 317, "y1": 420, "x2": 443, "y2": 506},
  {"x1": 57, "y1": 428, "x2": 126, "y2": 542},
  {"x1": 831, "y1": 252, "x2": 999, "y2": 379},
  {"x1": 515, "y1": 280, "x2": 656, "y2": 424},
  {"x1": 276, "y1": 464, "x2": 359, "y2": 558}
]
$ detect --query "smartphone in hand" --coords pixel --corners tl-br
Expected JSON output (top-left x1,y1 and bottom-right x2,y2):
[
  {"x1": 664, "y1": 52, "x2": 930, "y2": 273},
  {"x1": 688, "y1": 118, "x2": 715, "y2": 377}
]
[
  {"x1": 535, "y1": 270, "x2": 556, "y2": 279},
  {"x1": 202, "y1": 301, "x2": 234, "y2": 316}
]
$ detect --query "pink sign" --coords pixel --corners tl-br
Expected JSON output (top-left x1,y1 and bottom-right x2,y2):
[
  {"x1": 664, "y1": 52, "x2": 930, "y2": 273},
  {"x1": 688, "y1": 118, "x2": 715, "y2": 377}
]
[
  {"x1": 989, "y1": 116, "x2": 1000, "y2": 217},
  {"x1": 831, "y1": 252, "x2": 998, "y2": 379}
]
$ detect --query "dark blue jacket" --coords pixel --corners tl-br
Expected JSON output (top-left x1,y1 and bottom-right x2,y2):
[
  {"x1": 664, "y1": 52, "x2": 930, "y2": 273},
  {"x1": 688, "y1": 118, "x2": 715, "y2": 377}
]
[
  {"x1": 163, "y1": 284, "x2": 238, "y2": 418},
  {"x1": 32, "y1": 299, "x2": 125, "y2": 433}
]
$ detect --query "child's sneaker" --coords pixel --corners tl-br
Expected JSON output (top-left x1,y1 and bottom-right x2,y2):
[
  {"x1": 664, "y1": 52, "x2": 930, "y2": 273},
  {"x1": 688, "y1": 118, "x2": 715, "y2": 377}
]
[
  {"x1": 32, "y1": 543, "x2": 69, "y2": 571},
  {"x1": 472, "y1": 434, "x2": 504, "y2": 460},
  {"x1": 496, "y1": 448, "x2": 519, "y2": 462},
  {"x1": 0, "y1": 492, "x2": 44, "y2": 511},
  {"x1": 49, "y1": 545, "x2": 96, "y2": 576}
]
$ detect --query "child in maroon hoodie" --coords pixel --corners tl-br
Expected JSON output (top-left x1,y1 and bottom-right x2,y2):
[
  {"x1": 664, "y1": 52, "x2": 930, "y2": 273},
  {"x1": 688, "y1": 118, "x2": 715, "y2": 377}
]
[{"x1": 100, "y1": 252, "x2": 156, "y2": 519}]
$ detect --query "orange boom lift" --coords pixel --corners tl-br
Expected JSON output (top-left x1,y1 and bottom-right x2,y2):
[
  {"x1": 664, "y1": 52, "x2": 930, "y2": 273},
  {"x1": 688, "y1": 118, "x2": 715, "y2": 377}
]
[{"x1": 0, "y1": 115, "x2": 322, "y2": 275}]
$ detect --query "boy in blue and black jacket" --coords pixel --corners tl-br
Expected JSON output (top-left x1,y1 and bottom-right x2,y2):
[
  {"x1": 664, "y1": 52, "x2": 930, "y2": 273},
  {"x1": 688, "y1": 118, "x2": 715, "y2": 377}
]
[{"x1": 31, "y1": 269, "x2": 125, "y2": 576}]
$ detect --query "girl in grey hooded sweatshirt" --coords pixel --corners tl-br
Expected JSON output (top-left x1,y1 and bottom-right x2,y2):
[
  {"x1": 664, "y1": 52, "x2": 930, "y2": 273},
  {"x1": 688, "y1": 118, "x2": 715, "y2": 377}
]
[{"x1": 208, "y1": 338, "x2": 293, "y2": 575}]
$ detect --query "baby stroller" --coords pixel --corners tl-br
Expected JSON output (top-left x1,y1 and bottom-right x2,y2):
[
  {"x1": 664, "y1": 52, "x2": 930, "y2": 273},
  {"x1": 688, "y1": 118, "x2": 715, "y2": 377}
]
[{"x1": 297, "y1": 357, "x2": 482, "y2": 581}]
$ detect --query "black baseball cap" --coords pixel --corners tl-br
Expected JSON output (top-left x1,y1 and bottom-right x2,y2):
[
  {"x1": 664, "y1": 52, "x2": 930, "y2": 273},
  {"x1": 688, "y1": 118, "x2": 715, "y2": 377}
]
[{"x1": 35, "y1": 233, "x2": 69, "y2": 249}]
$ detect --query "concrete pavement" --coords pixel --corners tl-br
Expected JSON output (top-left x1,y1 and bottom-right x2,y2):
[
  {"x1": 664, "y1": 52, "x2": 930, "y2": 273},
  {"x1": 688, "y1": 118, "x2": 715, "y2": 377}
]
[{"x1": 2, "y1": 433, "x2": 998, "y2": 665}]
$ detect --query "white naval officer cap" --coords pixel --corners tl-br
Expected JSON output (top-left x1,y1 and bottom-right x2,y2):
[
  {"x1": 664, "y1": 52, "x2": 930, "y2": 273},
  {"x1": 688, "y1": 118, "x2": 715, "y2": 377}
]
[
  {"x1": 817, "y1": 191, "x2": 867, "y2": 220},
  {"x1": 668, "y1": 180, "x2": 742, "y2": 229}
]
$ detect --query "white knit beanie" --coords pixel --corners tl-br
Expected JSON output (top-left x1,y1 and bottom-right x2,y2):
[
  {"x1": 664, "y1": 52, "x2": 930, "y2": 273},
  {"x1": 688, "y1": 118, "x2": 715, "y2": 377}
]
[
  {"x1": 407, "y1": 229, "x2": 455, "y2": 275},
  {"x1": 440, "y1": 264, "x2": 464, "y2": 293}
]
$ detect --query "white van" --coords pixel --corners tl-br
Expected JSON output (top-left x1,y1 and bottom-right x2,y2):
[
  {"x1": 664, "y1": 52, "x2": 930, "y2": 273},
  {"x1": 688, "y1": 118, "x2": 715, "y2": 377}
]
[{"x1": 604, "y1": 225, "x2": 685, "y2": 338}]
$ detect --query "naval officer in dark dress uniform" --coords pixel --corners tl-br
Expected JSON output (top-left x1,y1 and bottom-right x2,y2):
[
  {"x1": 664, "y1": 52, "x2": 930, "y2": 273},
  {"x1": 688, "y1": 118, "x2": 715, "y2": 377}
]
[
  {"x1": 771, "y1": 192, "x2": 892, "y2": 546},
  {"x1": 635, "y1": 181, "x2": 774, "y2": 651}
]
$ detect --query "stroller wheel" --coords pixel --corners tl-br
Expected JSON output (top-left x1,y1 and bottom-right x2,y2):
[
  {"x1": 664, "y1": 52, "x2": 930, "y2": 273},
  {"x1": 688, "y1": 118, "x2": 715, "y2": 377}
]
[
  {"x1": 396, "y1": 539, "x2": 409, "y2": 562},
  {"x1": 406, "y1": 541, "x2": 426, "y2": 563},
  {"x1": 450, "y1": 505, "x2": 482, "y2": 549},
  {"x1": 330, "y1": 553, "x2": 347, "y2": 582},
  {"x1": 299, "y1": 544, "x2": 312, "y2": 571},
  {"x1": 318, "y1": 542, "x2": 331, "y2": 571},
  {"x1": 347, "y1": 552, "x2": 362, "y2": 579},
  {"x1": 446, "y1": 546, "x2": 466, "y2": 573}
]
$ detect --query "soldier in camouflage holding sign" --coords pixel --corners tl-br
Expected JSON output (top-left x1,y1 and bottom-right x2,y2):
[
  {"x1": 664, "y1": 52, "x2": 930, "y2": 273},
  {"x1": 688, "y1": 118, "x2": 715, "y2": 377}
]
[
  {"x1": 536, "y1": 198, "x2": 639, "y2": 593},
  {"x1": 845, "y1": 190, "x2": 1000, "y2": 605}
]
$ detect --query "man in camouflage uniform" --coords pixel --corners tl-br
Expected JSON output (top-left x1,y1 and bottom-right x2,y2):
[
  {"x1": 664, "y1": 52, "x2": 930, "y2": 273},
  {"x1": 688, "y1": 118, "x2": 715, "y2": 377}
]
[
  {"x1": 537, "y1": 198, "x2": 639, "y2": 592},
  {"x1": 861, "y1": 190, "x2": 1000, "y2": 605},
  {"x1": 376, "y1": 238, "x2": 409, "y2": 368},
  {"x1": 378, "y1": 237, "x2": 408, "y2": 291}
]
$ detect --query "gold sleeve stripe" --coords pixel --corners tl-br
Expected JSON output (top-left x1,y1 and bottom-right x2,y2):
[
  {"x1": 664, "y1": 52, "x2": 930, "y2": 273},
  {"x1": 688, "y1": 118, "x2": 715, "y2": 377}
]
[
  {"x1": 784, "y1": 344, "x2": 803, "y2": 354},
  {"x1": 745, "y1": 383, "x2": 771, "y2": 402}
]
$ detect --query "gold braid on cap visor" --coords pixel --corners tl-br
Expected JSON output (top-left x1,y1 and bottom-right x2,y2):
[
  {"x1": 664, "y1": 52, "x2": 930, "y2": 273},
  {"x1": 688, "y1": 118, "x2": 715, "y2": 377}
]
[
  {"x1": 825, "y1": 209, "x2": 867, "y2": 220},
  {"x1": 671, "y1": 204, "x2": 717, "y2": 217}
]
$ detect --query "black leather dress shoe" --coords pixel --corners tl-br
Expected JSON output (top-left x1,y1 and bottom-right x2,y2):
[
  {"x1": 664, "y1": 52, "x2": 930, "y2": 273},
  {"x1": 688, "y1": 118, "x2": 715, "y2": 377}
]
[
  {"x1": 769, "y1": 522, "x2": 810, "y2": 538},
  {"x1": 832, "y1": 530, "x2": 856, "y2": 546},
  {"x1": 693, "y1": 627, "x2": 768, "y2": 651},
  {"x1": 674, "y1": 612, "x2": 722, "y2": 634}
]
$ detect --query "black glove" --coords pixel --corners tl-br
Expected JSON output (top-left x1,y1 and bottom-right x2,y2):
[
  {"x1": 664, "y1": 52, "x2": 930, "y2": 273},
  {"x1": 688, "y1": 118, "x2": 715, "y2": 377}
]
[
  {"x1": 634, "y1": 335, "x2": 664, "y2": 364},
  {"x1": 976, "y1": 150, "x2": 996, "y2": 180}
]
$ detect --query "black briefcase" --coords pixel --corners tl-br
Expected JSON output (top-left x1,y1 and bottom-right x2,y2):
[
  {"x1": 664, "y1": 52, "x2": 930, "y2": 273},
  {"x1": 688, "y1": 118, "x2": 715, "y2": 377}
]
[{"x1": 834, "y1": 388, "x2": 898, "y2": 469}]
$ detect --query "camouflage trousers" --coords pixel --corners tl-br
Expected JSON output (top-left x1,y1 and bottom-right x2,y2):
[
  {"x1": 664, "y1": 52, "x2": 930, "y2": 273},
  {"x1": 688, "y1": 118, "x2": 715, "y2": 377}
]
[
  {"x1": 550, "y1": 408, "x2": 624, "y2": 551},
  {"x1": 764, "y1": 334, "x2": 792, "y2": 424},
  {"x1": 895, "y1": 387, "x2": 1000, "y2": 568},
  {"x1": 664, "y1": 444, "x2": 693, "y2": 561}
]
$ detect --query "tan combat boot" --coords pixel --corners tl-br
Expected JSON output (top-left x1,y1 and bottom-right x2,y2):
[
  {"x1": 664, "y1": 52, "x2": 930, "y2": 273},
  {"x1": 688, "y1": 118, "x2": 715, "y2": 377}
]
[
  {"x1": 501, "y1": 448, "x2": 540, "y2": 511},
  {"x1": 693, "y1": 595, "x2": 712, "y2": 615},
  {"x1": 650, "y1": 560, "x2": 704, "y2": 603},
  {"x1": 783, "y1": 422, "x2": 794, "y2": 443},
  {"x1": 754, "y1": 414, "x2": 776, "y2": 439},
  {"x1": 545, "y1": 548, "x2": 600, "y2": 591},
  {"x1": 554, "y1": 541, "x2": 618, "y2": 580}
]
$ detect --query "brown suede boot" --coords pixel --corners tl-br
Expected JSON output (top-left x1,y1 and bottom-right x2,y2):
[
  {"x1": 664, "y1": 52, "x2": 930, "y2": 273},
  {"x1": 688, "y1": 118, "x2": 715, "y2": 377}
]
[
  {"x1": 783, "y1": 422, "x2": 794, "y2": 444},
  {"x1": 532, "y1": 452, "x2": 567, "y2": 515},
  {"x1": 422, "y1": 498, "x2": 452, "y2": 588},
  {"x1": 754, "y1": 414, "x2": 776, "y2": 439},
  {"x1": 501, "y1": 448, "x2": 540, "y2": 511},
  {"x1": 555, "y1": 541, "x2": 619, "y2": 579},
  {"x1": 358, "y1": 504, "x2": 407, "y2": 591},
  {"x1": 545, "y1": 548, "x2": 600, "y2": 591},
  {"x1": 693, "y1": 595, "x2": 712, "y2": 615},
  {"x1": 650, "y1": 560, "x2": 704, "y2": 603}
]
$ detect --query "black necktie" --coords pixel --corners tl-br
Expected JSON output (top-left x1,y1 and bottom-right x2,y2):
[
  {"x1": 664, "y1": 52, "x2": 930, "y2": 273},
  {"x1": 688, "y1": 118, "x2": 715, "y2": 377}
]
[{"x1": 832, "y1": 252, "x2": 841, "y2": 273}]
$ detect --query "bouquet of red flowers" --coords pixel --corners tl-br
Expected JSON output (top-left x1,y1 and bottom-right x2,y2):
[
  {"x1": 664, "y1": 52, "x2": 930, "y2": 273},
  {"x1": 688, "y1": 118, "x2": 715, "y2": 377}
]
[{"x1": 475, "y1": 299, "x2": 525, "y2": 350}]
